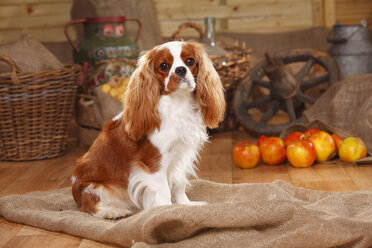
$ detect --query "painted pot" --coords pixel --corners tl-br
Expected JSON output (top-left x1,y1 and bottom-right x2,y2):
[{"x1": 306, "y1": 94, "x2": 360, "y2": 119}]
[
  {"x1": 86, "y1": 58, "x2": 136, "y2": 89},
  {"x1": 65, "y1": 16, "x2": 142, "y2": 64}
]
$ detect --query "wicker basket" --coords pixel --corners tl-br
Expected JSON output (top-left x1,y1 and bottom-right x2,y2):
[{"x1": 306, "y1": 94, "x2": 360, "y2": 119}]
[
  {"x1": 172, "y1": 23, "x2": 251, "y2": 132},
  {"x1": 0, "y1": 55, "x2": 81, "y2": 161}
]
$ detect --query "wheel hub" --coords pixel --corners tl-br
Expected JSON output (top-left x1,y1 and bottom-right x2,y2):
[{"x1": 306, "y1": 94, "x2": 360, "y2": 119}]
[{"x1": 264, "y1": 53, "x2": 300, "y2": 100}]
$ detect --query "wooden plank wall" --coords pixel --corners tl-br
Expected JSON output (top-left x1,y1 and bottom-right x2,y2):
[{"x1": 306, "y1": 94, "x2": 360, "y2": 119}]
[
  {"x1": 0, "y1": 0, "x2": 74, "y2": 43},
  {"x1": 0, "y1": 0, "x2": 370, "y2": 43},
  {"x1": 156, "y1": 0, "x2": 315, "y2": 37},
  {"x1": 335, "y1": 0, "x2": 372, "y2": 25}
]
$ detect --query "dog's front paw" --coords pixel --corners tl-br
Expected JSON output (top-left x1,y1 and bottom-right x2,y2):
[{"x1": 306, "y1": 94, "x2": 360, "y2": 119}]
[
  {"x1": 186, "y1": 201, "x2": 207, "y2": 206},
  {"x1": 93, "y1": 206, "x2": 132, "y2": 219}
]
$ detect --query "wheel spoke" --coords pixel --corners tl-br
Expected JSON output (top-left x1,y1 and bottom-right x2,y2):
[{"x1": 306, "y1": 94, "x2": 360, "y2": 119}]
[
  {"x1": 295, "y1": 58, "x2": 315, "y2": 80},
  {"x1": 245, "y1": 95, "x2": 272, "y2": 109},
  {"x1": 253, "y1": 79, "x2": 270, "y2": 88},
  {"x1": 241, "y1": 81, "x2": 255, "y2": 106},
  {"x1": 301, "y1": 73, "x2": 329, "y2": 91},
  {"x1": 296, "y1": 92, "x2": 316, "y2": 104},
  {"x1": 260, "y1": 100, "x2": 280, "y2": 123},
  {"x1": 285, "y1": 99, "x2": 296, "y2": 122}
]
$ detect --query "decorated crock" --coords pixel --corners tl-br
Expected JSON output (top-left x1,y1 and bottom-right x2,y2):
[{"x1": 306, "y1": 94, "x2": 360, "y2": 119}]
[{"x1": 65, "y1": 16, "x2": 142, "y2": 64}]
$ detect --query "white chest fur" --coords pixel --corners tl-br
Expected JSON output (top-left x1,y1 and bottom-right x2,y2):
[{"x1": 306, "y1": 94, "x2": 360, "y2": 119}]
[{"x1": 149, "y1": 90, "x2": 208, "y2": 183}]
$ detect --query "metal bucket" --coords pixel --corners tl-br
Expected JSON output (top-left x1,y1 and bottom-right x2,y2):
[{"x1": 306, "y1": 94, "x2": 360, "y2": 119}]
[{"x1": 328, "y1": 20, "x2": 372, "y2": 78}]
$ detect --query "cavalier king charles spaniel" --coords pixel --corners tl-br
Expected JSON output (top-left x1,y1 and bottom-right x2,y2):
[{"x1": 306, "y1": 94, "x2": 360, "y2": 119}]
[{"x1": 72, "y1": 41, "x2": 225, "y2": 219}]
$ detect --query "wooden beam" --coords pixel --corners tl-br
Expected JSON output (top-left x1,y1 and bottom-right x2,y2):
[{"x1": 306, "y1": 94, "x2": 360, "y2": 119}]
[
  {"x1": 324, "y1": 0, "x2": 336, "y2": 27},
  {"x1": 335, "y1": 0, "x2": 372, "y2": 26},
  {"x1": 312, "y1": 0, "x2": 324, "y2": 27}
]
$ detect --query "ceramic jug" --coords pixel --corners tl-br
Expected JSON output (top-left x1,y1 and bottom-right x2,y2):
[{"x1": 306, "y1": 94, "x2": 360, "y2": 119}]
[{"x1": 65, "y1": 16, "x2": 142, "y2": 64}]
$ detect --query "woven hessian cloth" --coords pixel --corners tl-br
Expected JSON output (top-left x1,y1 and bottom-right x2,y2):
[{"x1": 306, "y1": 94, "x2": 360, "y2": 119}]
[
  {"x1": 304, "y1": 74, "x2": 372, "y2": 153},
  {"x1": 1, "y1": 179, "x2": 372, "y2": 247}
]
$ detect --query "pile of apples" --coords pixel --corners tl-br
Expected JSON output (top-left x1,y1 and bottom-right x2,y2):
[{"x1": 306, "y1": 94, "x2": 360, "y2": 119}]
[{"x1": 233, "y1": 128, "x2": 368, "y2": 169}]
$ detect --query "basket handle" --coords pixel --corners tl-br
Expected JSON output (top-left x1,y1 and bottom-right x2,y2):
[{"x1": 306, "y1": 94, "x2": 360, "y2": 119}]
[
  {"x1": 171, "y1": 22, "x2": 204, "y2": 41},
  {"x1": 0, "y1": 55, "x2": 22, "y2": 85}
]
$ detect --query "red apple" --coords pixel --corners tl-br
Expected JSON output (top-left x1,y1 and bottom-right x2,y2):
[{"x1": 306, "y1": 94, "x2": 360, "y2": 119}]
[
  {"x1": 257, "y1": 135, "x2": 268, "y2": 147},
  {"x1": 283, "y1": 132, "x2": 305, "y2": 147},
  {"x1": 338, "y1": 137, "x2": 367, "y2": 163},
  {"x1": 233, "y1": 142, "x2": 260, "y2": 169},
  {"x1": 259, "y1": 137, "x2": 286, "y2": 165},
  {"x1": 308, "y1": 131, "x2": 337, "y2": 162},
  {"x1": 286, "y1": 139, "x2": 316, "y2": 168},
  {"x1": 304, "y1": 128, "x2": 321, "y2": 139},
  {"x1": 332, "y1": 133, "x2": 343, "y2": 152}
]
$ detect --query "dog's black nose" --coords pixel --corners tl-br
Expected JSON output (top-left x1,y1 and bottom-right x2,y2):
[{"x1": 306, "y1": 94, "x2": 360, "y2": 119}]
[{"x1": 175, "y1": 66, "x2": 187, "y2": 77}]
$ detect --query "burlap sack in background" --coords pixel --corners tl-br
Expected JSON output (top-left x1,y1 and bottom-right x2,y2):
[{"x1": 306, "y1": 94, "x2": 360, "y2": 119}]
[
  {"x1": 0, "y1": 34, "x2": 63, "y2": 73},
  {"x1": 92, "y1": 87, "x2": 122, "y2": 127},
  {"x1": 280, "y1": 74, "x2": 372, "y2": 163}
]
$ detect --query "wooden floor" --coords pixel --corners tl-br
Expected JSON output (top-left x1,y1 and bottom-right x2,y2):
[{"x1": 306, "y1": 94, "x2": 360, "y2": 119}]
[{"x1": 1, "y1": 129, "x2": 372, "y2": 248}]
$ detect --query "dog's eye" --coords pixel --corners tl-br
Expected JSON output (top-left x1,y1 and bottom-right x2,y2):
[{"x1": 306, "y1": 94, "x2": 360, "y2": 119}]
[
  {"x1": 186, "y1": 58, "x2": 195, "y2": 66},
  {"x1": 160, "y1": 62, "x2": 169, "y2": 71}
]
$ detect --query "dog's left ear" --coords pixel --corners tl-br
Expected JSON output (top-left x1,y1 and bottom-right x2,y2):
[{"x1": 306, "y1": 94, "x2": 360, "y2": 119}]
[{"x1": 193, "y1": 43, "x2": 226, "y2": 128}]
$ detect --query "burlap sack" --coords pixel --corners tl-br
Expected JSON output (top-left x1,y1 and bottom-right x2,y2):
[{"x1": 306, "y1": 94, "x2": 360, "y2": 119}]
[
  {"x1": 280, "y1": 74, "x2": 372, "y2": 163},
  {"x1": 0, "y1": 34, "x2": 63, "y2": 73},
  {"x1": 1, "y1": 179, "x2": 372, "y2": 247},
  {"x1": 92, "y1": 87, "x2": 122, "y2": 127}
]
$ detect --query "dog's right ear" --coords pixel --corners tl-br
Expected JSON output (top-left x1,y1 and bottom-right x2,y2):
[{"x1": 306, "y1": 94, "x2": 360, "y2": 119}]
[{"x1": 123, "y1": 50, "x2": 161, "y2": 141}]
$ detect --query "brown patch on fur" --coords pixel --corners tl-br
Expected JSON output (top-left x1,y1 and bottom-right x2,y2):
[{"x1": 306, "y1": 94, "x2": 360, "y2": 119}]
[
  {"x1": 72, "y1": 118, "x2": 161, "y2": 213},
  {"x1": 181, "y1": 43, "x2": 198, "y2": 78},
  {"x1": 166, "y1": 73, "x2": 179, "y2": 92},
  {"x1": 72, "y1": 180, "x2": 100, "y2": 214},
  {"x1": 80, "y1": 188, "x2": 100, "y2": 214},
  {"x1": 153, "y1": 48, "x2": 173, "y2": 93}
]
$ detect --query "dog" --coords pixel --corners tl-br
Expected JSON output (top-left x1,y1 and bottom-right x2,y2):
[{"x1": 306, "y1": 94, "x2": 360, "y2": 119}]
[{"x1": 71, "y1": 41, "x2": 225, "y2": 218}]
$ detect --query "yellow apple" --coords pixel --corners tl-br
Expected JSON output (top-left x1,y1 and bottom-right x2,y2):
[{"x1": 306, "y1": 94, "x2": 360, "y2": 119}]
[
  {"x1": 338, "y1": 137, "x2": 367, "y2": 162},
  {"x1": 308, "y1": 131, "x2": 336, "y2": 162}
]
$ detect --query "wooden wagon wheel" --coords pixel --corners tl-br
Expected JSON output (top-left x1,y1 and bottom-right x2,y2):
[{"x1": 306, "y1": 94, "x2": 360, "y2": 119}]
[{"x1": 233, "y1": 48, "x2": 342, "y2": 136}]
